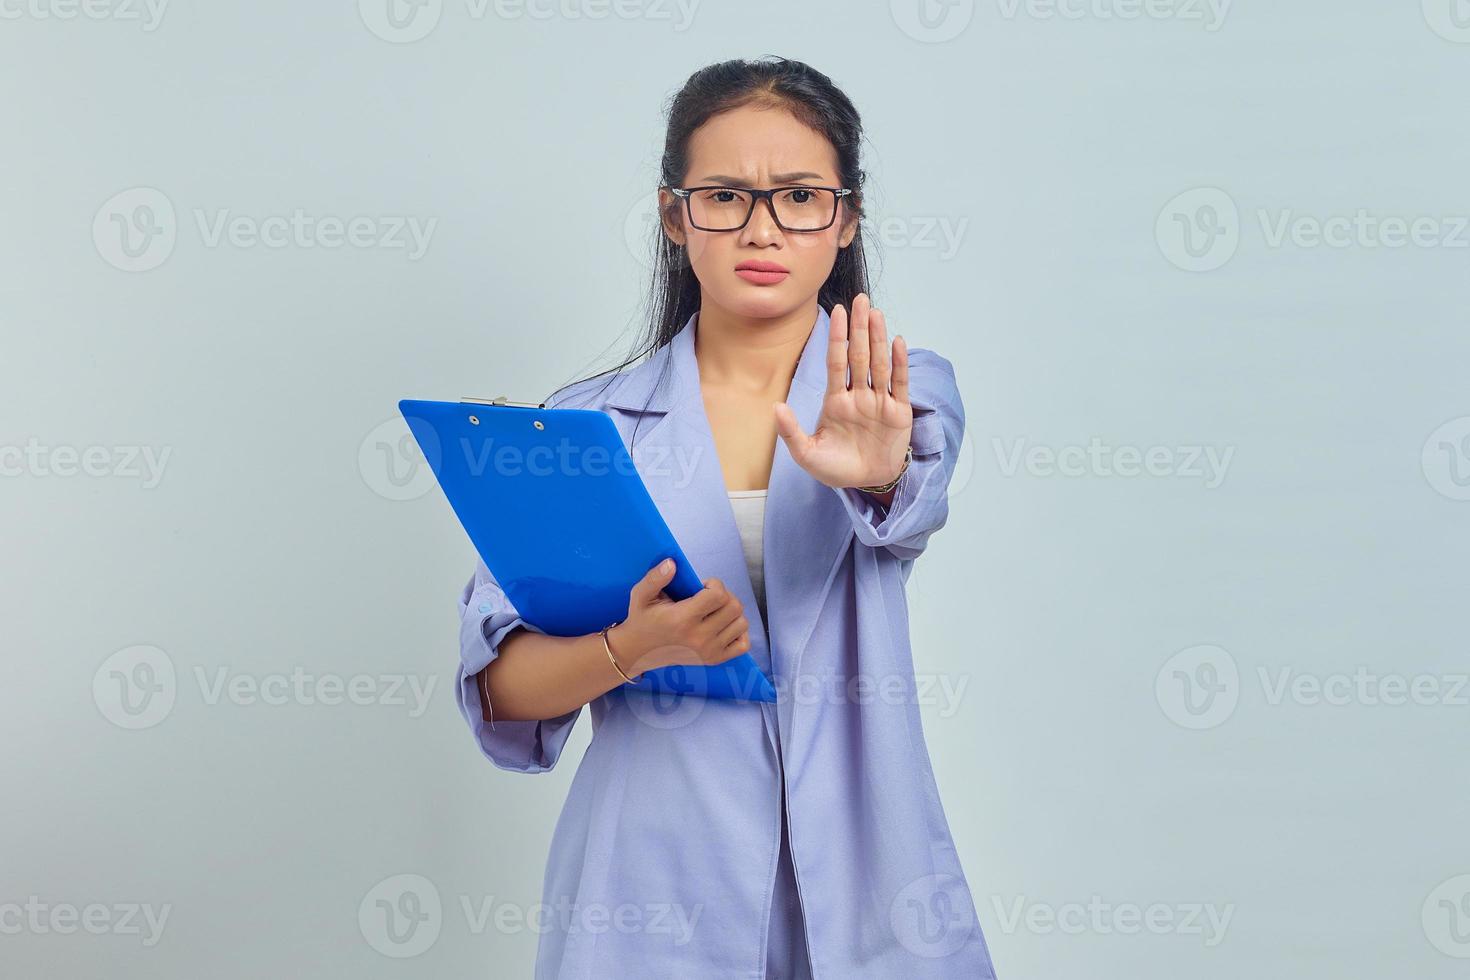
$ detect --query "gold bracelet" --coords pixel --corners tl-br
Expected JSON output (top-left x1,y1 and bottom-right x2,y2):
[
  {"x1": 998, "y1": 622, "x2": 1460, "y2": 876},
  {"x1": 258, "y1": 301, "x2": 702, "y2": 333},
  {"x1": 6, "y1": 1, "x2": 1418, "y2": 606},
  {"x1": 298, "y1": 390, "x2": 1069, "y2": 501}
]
[
  {"x1": 600, "y1": 621, "x2": 641, "y2": 684},
  {"x1": 857, "y1": 445, "x2": 912, "y2": 494}
]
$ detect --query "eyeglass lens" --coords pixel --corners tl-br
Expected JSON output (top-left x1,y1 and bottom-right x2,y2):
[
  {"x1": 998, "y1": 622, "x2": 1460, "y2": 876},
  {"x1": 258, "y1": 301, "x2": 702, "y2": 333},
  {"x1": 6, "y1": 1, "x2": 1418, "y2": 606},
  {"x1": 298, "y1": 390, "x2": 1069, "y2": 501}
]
[{"x1": 686, "y1": 187, "x2": 838, "y2": 231}]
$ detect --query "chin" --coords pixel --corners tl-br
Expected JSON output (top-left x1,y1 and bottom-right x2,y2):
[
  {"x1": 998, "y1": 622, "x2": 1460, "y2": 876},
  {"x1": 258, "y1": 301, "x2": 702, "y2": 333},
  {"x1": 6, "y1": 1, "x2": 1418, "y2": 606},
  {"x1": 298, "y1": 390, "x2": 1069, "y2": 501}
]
[
  {"x1": 714, "y1": 284, "x2": 802, "y2": 320},
  {"x1": 727, "y1": 298, "x2": 790, "y2": 321}
]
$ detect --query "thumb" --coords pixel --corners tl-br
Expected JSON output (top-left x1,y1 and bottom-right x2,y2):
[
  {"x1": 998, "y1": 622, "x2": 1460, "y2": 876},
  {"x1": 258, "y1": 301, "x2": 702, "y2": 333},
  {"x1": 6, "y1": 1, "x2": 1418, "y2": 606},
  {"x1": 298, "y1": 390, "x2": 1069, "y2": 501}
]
[
  {"x1": 631, "y1": 557, "x2": 676, "y2": 605},
  {"x1": 773, "y1": 402, "x2": 808, "y2": 457}
]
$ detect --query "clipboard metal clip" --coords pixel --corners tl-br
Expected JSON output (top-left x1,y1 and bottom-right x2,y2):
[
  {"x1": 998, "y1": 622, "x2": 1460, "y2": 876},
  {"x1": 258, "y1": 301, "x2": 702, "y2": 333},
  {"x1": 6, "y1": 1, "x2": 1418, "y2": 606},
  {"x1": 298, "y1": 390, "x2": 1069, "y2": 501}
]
[{"x1": 459, "y1": 395, "x2": 547, "y2": 409}]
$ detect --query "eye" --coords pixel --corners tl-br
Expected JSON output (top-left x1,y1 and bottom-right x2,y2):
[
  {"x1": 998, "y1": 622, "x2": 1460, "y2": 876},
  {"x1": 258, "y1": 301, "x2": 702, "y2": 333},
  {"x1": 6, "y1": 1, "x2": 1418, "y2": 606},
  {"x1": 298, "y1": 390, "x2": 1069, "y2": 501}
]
[{"x1": 780, "y1": 188, "x2": 816, "y2": 205}]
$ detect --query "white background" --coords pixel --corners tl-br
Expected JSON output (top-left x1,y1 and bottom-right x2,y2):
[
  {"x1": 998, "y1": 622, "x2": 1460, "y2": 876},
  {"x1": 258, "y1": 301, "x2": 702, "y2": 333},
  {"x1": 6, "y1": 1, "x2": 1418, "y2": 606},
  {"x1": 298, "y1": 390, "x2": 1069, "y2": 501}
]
[{"x1": 3, "y1": 1, "x2": 1468, "y2": 976}]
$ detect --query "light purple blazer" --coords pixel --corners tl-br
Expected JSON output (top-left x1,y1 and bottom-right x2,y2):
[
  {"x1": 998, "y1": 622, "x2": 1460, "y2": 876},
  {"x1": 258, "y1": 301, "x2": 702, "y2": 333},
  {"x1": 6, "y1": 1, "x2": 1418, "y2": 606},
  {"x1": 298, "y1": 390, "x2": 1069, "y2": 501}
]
[{"x1": 456, "y1": 305, "x2": 997, "y2": 978}]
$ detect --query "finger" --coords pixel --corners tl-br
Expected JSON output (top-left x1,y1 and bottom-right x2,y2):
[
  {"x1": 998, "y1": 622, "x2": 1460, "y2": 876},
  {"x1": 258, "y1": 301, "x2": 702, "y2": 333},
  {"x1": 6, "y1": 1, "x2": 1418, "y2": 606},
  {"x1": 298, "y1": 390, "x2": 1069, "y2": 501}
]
[
  {"x1": 699, "y1": 607, "x2": 745, "y2": 654},
  {"x1": 870, "y1": 306, "x2": 891, "y2": 396},
  {"x1": 631, "y1": 557, "x2": 676, "y2": 604},
  {"x1": 702, "y1": 602, "x2": 740, "y2": 640},
  {"x1": 849, "y1": 293, "x2": 871, "y2": 388},
  {"x1": 890, "y1": 334, "x2": 910, "y2": 407},
  {"x1": 716, "y1": 619, "x2": 748, "y2": 652},
  {"x1": 772, "y1": 402, "x2": 812, "y2": 465},
  {"x1": 679, "y1": 580, "x2": 727, "y2": 618},
  {"x1": 826, "y1": 303, "x2": 848, "y2": 393}
]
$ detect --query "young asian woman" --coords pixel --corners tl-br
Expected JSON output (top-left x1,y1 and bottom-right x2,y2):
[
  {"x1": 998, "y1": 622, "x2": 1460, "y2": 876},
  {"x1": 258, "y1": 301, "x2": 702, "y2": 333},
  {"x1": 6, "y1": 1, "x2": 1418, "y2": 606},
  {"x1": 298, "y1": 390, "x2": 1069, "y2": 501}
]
[{"x1": 455, "y1": 57, "x2": 998, "y2": 980}]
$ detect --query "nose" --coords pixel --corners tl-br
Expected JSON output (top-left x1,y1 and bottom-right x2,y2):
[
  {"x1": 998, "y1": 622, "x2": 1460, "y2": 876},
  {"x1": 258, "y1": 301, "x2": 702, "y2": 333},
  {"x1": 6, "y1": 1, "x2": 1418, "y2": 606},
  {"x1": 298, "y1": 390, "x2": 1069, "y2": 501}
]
[{"x1": 739, "y1": 194, "x2": 784, "y2": 247}]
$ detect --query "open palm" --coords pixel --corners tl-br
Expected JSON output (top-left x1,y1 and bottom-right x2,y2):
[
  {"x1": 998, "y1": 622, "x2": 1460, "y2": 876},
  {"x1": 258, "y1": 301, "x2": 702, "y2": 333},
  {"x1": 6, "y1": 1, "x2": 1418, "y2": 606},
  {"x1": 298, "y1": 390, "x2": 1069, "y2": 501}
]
[{"x1": 774, "y1": 293, "x2": 912, "y2": 490}]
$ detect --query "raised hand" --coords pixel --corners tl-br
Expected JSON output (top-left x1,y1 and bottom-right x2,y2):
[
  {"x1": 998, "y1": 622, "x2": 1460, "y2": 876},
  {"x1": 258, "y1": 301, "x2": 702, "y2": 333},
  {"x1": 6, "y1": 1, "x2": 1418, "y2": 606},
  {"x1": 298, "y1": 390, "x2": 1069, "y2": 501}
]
[{"x1": 773, "y1": 293, "x2": 912, "y2": 491}]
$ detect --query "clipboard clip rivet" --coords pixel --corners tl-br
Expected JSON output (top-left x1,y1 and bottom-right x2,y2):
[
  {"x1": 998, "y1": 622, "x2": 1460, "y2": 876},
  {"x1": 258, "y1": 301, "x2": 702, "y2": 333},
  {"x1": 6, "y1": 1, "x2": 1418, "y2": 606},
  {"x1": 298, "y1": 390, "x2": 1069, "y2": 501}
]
[
  {"x1": 533, "y1": 420, "x2": 545, "y2": 430},
  {"x1": 468, "y1": 415, "x2": 480, "y2": 425}
]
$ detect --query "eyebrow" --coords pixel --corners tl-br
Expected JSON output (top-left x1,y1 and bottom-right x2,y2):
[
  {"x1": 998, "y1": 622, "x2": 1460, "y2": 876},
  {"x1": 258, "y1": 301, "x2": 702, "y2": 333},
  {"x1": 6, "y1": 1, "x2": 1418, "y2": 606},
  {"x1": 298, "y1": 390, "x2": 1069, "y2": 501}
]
[{"x1": 697, "y1": 172, "x2": 829, "y2": 186}]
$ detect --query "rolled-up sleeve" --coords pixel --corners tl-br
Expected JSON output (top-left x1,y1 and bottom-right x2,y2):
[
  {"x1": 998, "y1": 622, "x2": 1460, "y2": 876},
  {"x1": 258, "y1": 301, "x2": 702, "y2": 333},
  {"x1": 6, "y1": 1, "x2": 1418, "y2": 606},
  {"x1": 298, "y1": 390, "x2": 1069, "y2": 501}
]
[
  {"x1": 457, "y1": 558, "x2": 582, "y2": 773},
  {"x1": 832, "y1": 347, "x2": 966, "y2": 562}
]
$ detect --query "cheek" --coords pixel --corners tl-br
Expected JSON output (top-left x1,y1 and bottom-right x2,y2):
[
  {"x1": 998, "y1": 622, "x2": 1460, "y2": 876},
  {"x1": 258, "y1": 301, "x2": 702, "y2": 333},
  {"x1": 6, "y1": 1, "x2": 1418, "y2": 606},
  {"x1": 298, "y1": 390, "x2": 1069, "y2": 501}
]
[
  {"x1": 683, "y1": 230, "x2": 728, "y2": 268},
  {"x1": 786, "y1": 234, "x2": 840, "y2": 278}
]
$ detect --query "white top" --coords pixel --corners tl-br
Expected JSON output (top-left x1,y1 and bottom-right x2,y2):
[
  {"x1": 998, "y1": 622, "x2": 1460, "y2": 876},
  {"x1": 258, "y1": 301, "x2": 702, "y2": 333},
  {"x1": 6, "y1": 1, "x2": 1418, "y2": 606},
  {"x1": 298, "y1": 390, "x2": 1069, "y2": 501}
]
[
  {"x1": 729, "y1": 488, "x2": 805, "y2": 970},
  {"x1": 726, "y1": 489, "x2": 767, "y2": 622}
]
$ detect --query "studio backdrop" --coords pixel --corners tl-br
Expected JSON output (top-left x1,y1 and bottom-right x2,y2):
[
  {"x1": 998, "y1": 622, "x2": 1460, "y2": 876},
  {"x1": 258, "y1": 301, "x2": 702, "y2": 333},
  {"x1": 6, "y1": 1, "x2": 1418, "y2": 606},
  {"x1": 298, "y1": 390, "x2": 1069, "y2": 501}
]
[{"x1": 3, "y1": 2, "x2": 1467, "y2": 977}]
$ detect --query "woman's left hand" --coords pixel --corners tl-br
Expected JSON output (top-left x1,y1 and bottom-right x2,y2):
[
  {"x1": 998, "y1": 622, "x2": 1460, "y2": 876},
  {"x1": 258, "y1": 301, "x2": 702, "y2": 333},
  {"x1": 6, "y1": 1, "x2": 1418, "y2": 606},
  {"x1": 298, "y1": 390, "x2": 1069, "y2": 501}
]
[{"x1": 774, "y1": 293, "x2": 912, "y2": 491}]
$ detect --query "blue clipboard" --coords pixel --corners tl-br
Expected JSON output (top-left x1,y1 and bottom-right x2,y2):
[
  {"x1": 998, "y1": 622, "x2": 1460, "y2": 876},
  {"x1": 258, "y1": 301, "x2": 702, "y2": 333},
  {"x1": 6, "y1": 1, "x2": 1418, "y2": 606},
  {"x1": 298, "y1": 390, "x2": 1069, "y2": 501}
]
[{"x1": 399, "y1": 396, "x2": 777, "y2": 703}]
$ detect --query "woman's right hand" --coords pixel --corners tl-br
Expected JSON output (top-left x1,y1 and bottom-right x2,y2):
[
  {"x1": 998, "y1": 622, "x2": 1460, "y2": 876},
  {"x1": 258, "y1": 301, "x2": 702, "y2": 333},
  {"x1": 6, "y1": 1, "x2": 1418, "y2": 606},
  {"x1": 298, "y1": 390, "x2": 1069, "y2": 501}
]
[{"x1": 608, "y1": 558, "x2": 750, "y2": 675}]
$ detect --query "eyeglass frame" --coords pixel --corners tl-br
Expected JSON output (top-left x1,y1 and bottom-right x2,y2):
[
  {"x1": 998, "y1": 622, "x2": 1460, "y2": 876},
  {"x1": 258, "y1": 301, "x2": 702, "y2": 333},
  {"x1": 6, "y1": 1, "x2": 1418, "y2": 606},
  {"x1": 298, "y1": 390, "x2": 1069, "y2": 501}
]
[{"x1": 667, "y1": 184, "x2": 854, "y2": 233}]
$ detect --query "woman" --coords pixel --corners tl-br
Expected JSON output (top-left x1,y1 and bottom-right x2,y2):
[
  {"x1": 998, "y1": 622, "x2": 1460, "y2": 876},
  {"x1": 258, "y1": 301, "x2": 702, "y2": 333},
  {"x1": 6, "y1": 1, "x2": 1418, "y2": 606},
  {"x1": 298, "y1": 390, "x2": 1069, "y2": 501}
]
[{"x1": 457, "y1": 57, "x2": 997, "y2": 978}]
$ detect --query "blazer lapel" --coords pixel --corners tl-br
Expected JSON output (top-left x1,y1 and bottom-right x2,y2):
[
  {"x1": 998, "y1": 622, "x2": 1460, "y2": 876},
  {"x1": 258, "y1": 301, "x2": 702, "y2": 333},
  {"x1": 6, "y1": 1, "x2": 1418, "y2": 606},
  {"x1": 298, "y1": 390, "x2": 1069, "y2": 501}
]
[
  {"x1": 762, "y1": 306, "x2": 854, "y2": 732},
  {"x1": 604, "y1": 312, "x2": 775, "y2": 683},
  {"x1": 603, "y1": 306, "x2": 854, "y2": 718}
]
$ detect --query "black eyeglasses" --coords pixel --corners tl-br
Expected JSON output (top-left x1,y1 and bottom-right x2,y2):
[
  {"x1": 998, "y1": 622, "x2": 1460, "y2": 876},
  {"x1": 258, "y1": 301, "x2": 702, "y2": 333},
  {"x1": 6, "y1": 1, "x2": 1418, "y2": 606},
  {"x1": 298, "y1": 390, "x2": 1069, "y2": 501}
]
[{"x1": 668, "y1": 185, "x2": 853, "y2": 232}]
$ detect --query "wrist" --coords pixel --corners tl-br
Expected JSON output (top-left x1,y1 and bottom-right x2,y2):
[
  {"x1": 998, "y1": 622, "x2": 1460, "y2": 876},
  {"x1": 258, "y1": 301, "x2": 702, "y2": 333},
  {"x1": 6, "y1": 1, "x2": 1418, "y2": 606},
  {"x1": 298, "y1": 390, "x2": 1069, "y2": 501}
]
[
  {"x1": 855, "y1": 445, "x2": 912, "y2": 494},
  {"x1": 603, "y1": 622, "x2": 649, "y2": 681}
]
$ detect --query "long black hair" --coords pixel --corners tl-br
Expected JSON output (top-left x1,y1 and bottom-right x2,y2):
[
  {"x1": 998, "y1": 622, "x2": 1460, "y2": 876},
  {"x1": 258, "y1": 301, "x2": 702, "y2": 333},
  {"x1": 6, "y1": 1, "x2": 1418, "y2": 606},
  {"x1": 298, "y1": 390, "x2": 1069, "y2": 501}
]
[{"x1": 545, "y1": 56, "x2": 873, "y2": 436}]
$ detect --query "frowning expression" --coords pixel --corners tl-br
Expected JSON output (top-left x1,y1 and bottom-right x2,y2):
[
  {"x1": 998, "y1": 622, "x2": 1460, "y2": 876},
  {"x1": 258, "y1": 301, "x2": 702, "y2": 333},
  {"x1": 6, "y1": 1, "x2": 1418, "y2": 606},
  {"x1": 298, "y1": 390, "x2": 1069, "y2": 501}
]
[{"x1": 659, "y1": 104, "x2": 859, "y2": 318}]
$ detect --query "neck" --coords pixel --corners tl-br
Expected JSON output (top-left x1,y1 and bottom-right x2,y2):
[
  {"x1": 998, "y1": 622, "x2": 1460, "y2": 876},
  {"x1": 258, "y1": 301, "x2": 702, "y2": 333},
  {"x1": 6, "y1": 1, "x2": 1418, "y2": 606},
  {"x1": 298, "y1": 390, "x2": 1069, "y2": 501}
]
[{"x1": 692, "y1": 299, "x2": 817, "y2": 395}]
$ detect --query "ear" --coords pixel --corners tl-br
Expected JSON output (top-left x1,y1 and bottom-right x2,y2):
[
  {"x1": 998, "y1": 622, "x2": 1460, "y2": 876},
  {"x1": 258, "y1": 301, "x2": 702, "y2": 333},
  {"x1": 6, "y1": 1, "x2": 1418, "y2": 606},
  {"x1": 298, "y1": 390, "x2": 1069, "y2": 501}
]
[
  {"x1": 657, "y1": 188, "x2": 687, "y2": 248},
  {"x1": 837, "y1": 206, "x2": 859, "y2": 249}
]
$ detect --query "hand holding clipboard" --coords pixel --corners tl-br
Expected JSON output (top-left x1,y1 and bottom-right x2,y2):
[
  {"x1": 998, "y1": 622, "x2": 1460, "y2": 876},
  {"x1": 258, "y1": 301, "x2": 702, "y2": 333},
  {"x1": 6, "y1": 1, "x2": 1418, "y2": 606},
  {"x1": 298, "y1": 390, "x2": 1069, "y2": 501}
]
[{"x1": 400, "y1": 396, "x2": 777, "y2": 703}]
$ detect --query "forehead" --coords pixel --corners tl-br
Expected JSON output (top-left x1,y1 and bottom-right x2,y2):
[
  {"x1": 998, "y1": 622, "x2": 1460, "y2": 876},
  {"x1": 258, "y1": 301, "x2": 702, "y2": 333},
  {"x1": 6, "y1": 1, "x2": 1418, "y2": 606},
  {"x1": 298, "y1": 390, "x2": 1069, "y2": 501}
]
[{"x1": 684, "y1": 104, "x2": 839, "y2": 182}]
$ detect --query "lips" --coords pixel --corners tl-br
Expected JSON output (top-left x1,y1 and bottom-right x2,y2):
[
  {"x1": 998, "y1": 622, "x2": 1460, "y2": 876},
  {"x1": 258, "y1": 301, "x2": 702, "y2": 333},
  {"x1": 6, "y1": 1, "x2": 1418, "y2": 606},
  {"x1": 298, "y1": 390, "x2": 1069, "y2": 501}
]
[{"x1": 735, "y1": 259, "x2": 790, "y2": 286}]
